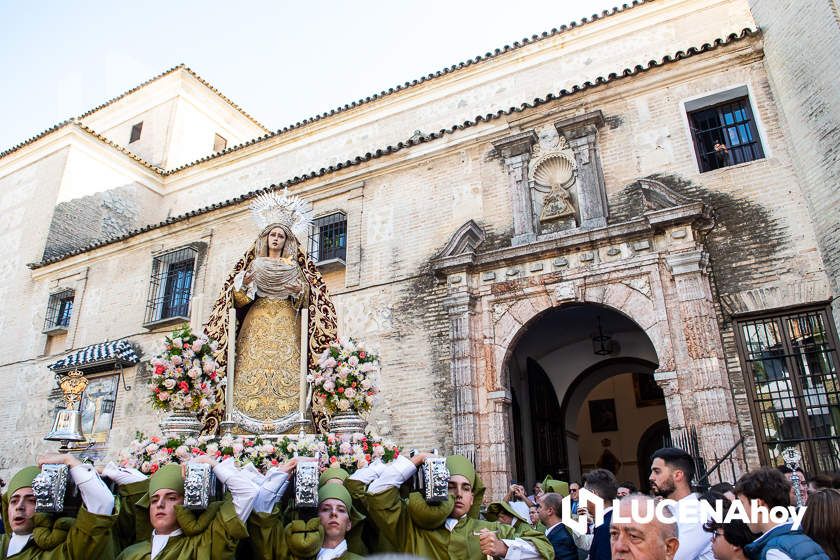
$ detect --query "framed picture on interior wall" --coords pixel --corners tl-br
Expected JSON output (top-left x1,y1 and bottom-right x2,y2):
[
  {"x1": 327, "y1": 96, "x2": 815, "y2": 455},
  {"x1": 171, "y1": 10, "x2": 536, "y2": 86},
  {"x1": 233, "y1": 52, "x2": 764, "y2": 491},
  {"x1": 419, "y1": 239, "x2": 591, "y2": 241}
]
[
  {"x1": 589, "y1": 398, "x2": 618, "y2": 432},
  {"x1": 633, "y1": 372, "x2": 665, "y2": 407}
]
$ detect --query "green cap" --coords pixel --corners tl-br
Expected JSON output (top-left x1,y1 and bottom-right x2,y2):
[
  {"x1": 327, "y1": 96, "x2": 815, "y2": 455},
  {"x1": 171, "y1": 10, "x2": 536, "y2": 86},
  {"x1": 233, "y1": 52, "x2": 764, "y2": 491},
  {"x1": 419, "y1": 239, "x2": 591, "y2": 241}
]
[
  {"x1": 318, "y1": 483, "x2": 352, "y2": 509},
  {"x1": 149, "y1": 464, "x2": 185, "y2": 497},
  {"x1": 7, "y1": 466, "x2": 41, "y2": 497},
  {"x1": 446, "y1": 455, "x2": 476, "y2": 486},
  {"x1": 445, "y1": 455, "x2": 485, "y2": 518},
  {"x1": 486, "y1": 501, "x2": 529, "y2": 524},
  {"x1": 318, "y1": 467, "x2": 349, "y2": 488},
  {"x1": 542, "y1": 476, "x2": 569, "y2": 497}
]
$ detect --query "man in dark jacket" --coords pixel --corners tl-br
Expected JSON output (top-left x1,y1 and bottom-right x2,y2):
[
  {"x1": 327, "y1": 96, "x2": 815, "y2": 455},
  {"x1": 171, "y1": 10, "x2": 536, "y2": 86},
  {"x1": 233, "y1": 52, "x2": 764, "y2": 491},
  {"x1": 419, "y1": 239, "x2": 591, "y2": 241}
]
[
  {"x1": 583, "y1": 469, "x2": 618, "y2": 560},
  {"x1": 735, "y1": 467, "x2": 828, "y2": 560},
  {"x1": 537, "y1": 492, "x2": 578, "y2": 560}
]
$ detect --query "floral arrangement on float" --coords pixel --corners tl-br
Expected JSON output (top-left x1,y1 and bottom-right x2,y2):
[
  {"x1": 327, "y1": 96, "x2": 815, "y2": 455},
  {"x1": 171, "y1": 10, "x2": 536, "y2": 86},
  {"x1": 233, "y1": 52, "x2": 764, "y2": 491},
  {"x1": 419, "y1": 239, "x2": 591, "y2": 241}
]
[
  {"x1": 310, "y1": 338, "x2": 381, "y2": 417},
  {"x1": 118, "y1": 431, "x2": 399, "y2": 475},
  {"x1": 148, "y1": 324, "x2": 224, "y2": 413}
]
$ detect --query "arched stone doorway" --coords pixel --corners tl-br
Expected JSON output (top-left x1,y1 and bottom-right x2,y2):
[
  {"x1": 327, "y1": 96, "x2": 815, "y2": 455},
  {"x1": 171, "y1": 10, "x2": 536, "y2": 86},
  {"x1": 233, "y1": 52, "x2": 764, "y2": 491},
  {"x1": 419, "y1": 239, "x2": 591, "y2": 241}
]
[{"x1": 506, "y1": 302, "x2": 668, "y2": 488}]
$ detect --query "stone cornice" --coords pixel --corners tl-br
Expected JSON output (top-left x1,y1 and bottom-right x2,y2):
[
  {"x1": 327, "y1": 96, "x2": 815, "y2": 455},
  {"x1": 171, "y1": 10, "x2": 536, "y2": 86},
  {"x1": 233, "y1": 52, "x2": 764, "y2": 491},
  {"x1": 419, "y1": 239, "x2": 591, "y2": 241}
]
[{"x1": 432, "y1": 202, "x2": 709, "y2": 275}]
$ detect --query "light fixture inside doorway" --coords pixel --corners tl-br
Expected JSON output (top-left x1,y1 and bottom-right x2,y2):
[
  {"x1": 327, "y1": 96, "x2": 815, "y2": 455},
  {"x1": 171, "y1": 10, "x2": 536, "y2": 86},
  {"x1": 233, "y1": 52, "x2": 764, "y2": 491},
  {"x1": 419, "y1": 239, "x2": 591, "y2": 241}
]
[{"x1": 592, "y1": 316, "x2": 613, "y2": 356}]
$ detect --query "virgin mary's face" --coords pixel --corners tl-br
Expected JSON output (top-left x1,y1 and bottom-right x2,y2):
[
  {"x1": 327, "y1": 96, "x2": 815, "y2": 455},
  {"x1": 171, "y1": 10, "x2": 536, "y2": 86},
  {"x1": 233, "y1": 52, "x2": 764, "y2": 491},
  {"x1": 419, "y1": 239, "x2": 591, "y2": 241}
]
[{"x1": 267, "y1": 227, "x2": 286, "y2": 252}]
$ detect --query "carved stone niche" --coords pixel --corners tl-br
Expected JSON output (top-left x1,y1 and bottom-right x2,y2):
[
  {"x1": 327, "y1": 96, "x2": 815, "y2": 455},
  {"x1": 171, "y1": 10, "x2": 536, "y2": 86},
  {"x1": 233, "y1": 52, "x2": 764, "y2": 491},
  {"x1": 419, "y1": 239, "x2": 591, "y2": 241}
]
[
  {"x1": 554, "y1": 111, "x2": 609, "y2": 230},
  {"x1": 529, "y1": 124, "x2": 579, "y2": 234}
]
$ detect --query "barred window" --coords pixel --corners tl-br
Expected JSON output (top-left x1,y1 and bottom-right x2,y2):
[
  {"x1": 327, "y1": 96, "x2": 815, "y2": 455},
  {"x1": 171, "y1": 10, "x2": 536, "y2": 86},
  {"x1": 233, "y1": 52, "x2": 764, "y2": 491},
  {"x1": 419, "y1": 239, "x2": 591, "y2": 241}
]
[
  {"x1": 129, "y1": 122, "x2": 143, "y2": 144},
  {"x1": 735, "y1": 305, "x2": 840, "y2": 473},
  {"x1": 688, "y1": 96, "x2": 764, "y2": 172},
  {"x1": 309, "y1": 212, "x2": 347, "y2": 263},
  {"x1": 43, "y1": 289, "x2": 75, "y2": 332},
  {"x1": 144, "y1": 247, "x2": 197, "y2": 325}
]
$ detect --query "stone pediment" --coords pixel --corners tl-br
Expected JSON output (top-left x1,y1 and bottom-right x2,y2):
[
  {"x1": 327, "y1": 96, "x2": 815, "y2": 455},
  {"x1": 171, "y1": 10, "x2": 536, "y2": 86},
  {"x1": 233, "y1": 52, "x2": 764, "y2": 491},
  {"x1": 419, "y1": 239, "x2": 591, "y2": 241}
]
[
  {"x1": 628, "y1": 179, "x2": 700, "y2": 212},
  {"x1": 609, "y1": 178, "x2": 702, "y2": 223},
  {"x1": 437, "y1": 220, "x2": 486, "y2": 259},
  {"x1": 634, "y1": 178, "x2": 698, "y2": 211}
]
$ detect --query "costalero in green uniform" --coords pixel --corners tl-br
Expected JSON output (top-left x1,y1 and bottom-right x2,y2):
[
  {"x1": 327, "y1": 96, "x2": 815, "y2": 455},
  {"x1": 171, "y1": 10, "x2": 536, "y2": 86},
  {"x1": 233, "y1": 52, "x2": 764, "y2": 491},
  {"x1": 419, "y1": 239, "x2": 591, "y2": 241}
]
[
  {"x1": 248, "y1": 483, "x2": 364, "y2": 560},
  {"x1": 363, "y1": 455, "x2": 554, "y2": 560},
  {"x1": 114, "y1": 464, "x2": 248, "y2": 560},
  {"x1": 1, "y1": 466, "x2": 118, "y2": 560}
]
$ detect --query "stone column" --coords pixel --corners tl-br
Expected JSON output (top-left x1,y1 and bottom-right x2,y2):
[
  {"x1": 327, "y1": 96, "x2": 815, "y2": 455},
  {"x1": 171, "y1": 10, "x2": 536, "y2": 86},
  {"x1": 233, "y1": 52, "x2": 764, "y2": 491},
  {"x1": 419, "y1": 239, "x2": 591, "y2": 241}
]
[
  {"x1": 492, "y1": 132, "x2": 538, "y2": 246},
  {"x1": 555, "y1": 111, "x2": 608, "y2": 229},
  {"x1": 654, "y1": 370, "x2": 685, "y2": 432},
  {"x1": 485, "y1": 389, "x2": 514, "y2": 500},
  {"x1": 666, "y1": 250, "x2": 746, "y2": 481},
  {"x1": 444, "y1": 291, "x2": 479, "y2": 464}
]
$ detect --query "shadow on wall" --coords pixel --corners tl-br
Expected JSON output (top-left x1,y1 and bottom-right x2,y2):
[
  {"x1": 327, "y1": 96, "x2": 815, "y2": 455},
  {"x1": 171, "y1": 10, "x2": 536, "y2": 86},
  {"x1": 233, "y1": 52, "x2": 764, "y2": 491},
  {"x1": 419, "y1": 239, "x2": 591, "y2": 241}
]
[{"x1": 609, "y1": 173, "x2": 790, "y2": 295}]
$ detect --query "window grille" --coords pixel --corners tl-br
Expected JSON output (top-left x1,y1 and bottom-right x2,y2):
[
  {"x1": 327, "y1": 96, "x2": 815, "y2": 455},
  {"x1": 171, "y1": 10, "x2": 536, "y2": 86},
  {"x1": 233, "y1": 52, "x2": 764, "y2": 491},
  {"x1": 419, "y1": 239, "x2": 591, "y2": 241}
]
[
  {"x1": 129, "y1": 122, "x2": 143, "y2": 143},
  {"x1": 43, "y1": 289, "x2": 75, "y2": 332},
  {"x1": 309, "y1": 212, "x2": 347, "y2": 263},
  {"x1": 688, "y1": 96, "x2": 764, "y2": 172},
  {"x1": 144, "y1": 247, "x2": 197, "y2": 325},
  {"x1": 213, "y1": 133, "x2": 227, "y2": 152},
  {"x1": 735, "y1": 306, "x2": 840, "y2": 473}
]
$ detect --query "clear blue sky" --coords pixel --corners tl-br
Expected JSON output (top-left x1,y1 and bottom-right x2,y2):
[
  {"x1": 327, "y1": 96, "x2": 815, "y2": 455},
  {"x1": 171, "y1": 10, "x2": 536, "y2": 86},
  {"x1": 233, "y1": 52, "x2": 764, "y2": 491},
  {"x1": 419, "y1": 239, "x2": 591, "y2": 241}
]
[{"x1": 0, "y1": 0, "x2": 620, "y2": 151}]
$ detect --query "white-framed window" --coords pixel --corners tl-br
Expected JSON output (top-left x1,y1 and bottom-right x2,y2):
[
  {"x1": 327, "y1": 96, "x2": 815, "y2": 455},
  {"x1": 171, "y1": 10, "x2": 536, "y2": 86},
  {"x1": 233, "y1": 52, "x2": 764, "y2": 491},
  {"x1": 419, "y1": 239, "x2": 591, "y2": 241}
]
[
  {"x1": 144, "y1": 246, "x2": 197, "y2": 326},
  {"x1": 682, "y1": 85, "x2": 767, "y2": 173}
]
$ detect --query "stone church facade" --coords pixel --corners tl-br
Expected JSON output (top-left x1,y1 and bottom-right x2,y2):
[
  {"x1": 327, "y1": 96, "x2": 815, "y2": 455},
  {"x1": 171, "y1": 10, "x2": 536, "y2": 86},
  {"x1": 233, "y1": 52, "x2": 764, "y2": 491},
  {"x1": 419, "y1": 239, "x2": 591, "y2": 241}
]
[{"x1": 1, "y1": 0, "x2": 838, "y2": 498}]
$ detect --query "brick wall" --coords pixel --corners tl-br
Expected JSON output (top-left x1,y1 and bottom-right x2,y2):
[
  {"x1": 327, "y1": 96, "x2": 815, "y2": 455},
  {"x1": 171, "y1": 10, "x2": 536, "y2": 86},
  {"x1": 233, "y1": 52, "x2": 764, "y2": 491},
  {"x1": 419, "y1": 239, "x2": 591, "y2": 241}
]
[
  {"x1": 749, "y1": 0, "x2": 840, "y2": 325},
  {"x1": 1, "y1": 5, "x2": 836, "y2": 481}
]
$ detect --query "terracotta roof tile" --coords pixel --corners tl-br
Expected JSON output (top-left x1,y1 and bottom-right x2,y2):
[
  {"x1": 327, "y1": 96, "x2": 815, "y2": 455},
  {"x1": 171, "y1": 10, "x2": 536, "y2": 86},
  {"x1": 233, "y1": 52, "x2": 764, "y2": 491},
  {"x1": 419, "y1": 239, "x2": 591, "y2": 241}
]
[
  {"x1": 165, "y1": 0, "x2": 655, "y2": 174},
  {"x1": 4, "y1": 2, "x2": 650, "y2": 168},
  {"x1": 28, "y1": 28, "x2": 759, "y2": 269},
  {"x1": 75, "y1": 64, "x2": 269, "y2": 131},
  {"x1": 0, "y1": 64, "x2": 269, "y2": 162}
]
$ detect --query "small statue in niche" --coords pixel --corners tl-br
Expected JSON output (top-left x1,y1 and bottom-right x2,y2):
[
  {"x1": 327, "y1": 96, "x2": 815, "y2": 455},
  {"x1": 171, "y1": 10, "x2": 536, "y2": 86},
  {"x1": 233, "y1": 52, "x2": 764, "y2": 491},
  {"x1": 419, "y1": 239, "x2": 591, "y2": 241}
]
[{"x1": 530, "y1": 152, "x2": 577, "y2": 227}]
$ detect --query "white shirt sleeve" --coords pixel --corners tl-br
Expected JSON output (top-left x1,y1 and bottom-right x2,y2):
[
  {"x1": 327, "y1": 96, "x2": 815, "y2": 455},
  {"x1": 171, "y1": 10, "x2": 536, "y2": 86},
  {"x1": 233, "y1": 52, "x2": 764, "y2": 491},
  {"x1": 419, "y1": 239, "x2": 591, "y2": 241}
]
[
  {"x1": 366, "y1": 455, "x2": 416, "y2": 495},
  {"x1": 240, "y1": 463, "x2": 266, "y2": 486},
  {"x1": 571, "y1": 530, "x2": 593, "y2": 551},
  {"x1": 348, "y1": 459, "x2": 389, "y2": 486},
  {"x1": 502, "y1": 538, "x2": 543, "y2": 559},
  {"x1": 253, "y1": 468, "x2": 290, "y2": 514},
  {"x1": 765, "y1": 550, "x2": 795, "y2": 560},
  {"x1": 212, "y1": 458, "x2": 258, "y2": 521},
  {"x1": 101, "y1": 461, "x2": 148, "y2": 486},
  {"x1": 674, "y1": 520, "x2": 713, "y2": 560},
  {"x1": 70, "y1": 464, "x2": 115, "y2": 515}
]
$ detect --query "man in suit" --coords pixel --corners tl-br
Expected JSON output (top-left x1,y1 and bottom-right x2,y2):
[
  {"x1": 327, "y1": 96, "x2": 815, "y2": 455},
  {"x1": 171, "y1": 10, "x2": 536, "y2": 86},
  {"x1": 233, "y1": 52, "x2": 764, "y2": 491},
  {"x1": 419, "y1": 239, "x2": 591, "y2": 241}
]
[
  {"x1": 584, "y1": 468, "x2": 619, "y2": 560},
  {"x1": 537, "y1": 492, "x2": 578, "y2": 560}
]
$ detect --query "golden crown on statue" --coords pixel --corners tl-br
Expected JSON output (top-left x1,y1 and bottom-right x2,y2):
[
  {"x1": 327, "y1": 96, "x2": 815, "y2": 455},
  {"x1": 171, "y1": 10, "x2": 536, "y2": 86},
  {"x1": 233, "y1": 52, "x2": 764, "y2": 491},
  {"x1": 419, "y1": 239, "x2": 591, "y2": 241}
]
[{"x1": 249, "y1": 188, "x2": 312, "y2": 240}]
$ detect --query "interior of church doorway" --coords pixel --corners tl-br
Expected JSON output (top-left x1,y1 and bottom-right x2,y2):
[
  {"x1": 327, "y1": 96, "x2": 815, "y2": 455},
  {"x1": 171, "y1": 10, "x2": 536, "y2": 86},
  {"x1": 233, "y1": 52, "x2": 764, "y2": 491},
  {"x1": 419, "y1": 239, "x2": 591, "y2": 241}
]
[{"x1": 507, "y1": 302, "x2": 669, "y2": 490}]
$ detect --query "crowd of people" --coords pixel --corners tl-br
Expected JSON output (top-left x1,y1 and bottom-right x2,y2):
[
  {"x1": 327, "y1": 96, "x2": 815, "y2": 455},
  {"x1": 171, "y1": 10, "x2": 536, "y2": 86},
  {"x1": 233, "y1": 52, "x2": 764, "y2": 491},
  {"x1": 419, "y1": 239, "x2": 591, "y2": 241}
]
[{"x1": 0, "y1": 446, "x2": 838, "y2": 559}]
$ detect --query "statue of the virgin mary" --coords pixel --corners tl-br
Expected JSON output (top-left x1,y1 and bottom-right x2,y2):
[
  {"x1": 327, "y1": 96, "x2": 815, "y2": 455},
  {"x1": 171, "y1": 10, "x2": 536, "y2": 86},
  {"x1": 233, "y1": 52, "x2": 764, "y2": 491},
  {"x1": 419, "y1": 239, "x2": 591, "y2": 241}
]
[{"x1": 203, "y1": 189, "x2": 337, "y2": 434}]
